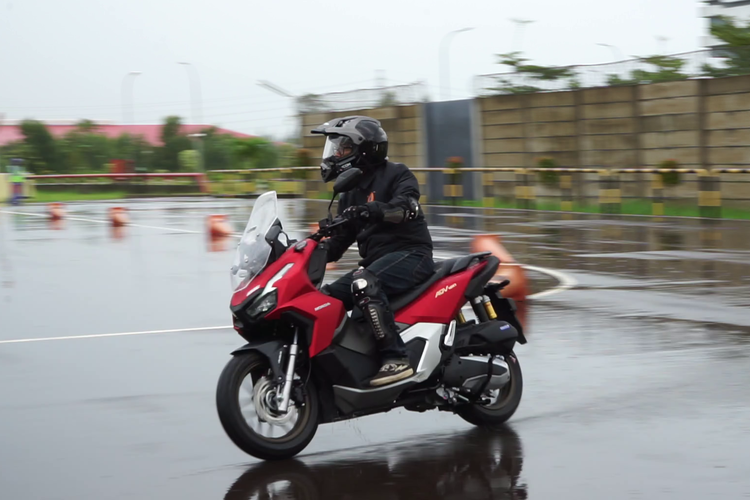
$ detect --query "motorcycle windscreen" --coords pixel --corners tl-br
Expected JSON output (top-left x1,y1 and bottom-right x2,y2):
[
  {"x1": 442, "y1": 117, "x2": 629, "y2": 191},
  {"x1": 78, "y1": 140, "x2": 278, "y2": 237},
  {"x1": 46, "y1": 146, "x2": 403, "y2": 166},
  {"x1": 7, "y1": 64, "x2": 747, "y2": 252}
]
[{"x1": 230, "y1": 191, "x2": 278, "y2": 292}]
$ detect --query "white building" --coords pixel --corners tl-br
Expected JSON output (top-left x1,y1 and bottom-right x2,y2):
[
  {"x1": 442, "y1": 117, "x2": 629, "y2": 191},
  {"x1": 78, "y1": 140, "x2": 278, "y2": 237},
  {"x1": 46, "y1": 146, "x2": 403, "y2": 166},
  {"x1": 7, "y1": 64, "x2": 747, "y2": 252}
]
[{"x1": 701, "y1": 1, "x2": 750, "y2": 49}]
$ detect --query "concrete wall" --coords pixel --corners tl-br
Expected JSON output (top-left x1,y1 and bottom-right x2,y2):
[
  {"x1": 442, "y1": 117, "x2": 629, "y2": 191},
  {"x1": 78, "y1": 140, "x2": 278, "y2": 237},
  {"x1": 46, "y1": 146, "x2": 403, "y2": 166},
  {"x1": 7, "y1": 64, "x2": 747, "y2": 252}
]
[
  {"x1": 473, "y1": 75, "x2": 750, "y2": 172},
  {"x1": 298, "y1": 75, "x2": 750, "y2": 204},
  {"x1": 300, "y1": 105, "x2": 424, "y2": 169}
]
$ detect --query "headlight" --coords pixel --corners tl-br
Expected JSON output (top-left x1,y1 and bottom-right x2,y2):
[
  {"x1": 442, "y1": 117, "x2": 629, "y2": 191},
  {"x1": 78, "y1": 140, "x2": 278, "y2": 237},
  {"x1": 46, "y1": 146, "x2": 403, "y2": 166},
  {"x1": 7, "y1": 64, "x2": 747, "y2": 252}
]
[{"x1": 246, "y1": 290, "x2": 278, "y2": 319}]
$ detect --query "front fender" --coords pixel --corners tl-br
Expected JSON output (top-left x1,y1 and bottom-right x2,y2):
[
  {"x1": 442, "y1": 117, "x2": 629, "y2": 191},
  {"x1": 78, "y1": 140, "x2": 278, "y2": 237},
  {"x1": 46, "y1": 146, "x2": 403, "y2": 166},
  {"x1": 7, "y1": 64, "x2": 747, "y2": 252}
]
[{"x1": 231, "y1": 339, "x2": 286, "y2": 380}]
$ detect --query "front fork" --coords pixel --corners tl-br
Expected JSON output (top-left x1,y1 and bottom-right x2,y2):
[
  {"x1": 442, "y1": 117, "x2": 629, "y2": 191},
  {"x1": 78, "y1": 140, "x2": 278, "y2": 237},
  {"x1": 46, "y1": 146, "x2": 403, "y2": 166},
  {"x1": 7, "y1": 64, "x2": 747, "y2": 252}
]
[{"x1": 276, "y1": 330, "x2": 299, "y2": 413}]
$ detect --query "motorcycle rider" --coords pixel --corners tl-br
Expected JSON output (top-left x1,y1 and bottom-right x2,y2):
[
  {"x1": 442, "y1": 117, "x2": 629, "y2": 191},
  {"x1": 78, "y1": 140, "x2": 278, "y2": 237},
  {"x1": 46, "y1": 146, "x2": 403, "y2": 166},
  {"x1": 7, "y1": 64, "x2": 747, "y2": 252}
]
[{"x1": 312, "y1": 116, "x2": 435, "y2": 387}]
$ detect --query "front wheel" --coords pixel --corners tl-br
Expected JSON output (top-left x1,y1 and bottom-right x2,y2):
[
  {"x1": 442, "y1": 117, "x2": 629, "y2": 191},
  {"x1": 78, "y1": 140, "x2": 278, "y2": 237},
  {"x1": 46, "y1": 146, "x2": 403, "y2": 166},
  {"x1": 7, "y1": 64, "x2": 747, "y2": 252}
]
[
  {"x1": 216, "y1": 352, "x2": 319, "y2": 461},
  {"x1": 456, "y1": 351, "x2": 523, "y2": 428}
]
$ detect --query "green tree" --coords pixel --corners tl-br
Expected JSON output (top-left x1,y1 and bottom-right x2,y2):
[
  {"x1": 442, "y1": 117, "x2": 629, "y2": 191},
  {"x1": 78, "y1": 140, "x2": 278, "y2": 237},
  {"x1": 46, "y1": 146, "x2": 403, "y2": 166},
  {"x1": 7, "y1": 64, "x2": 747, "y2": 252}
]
[
  {"x1": 59, "y1": 121, "x2": 113, "y2": 173},
  {"x1": 112, "y1": 133, "x2": 156, "y2": 172},
  {"x1": 178, "y1": 149, "x2": 200, "y2": 171},
  {"x1": 157, "y1": 116, "x2": 192, "y2": 172},
  {"x1": 19, "y1": 120, "x2": 59, "y2": 173},
  {"x1": 607, "y1": 55, "x2": 689, "y2": 86},
  {"x1": 234, "y1": 137, "x2": 279, "y2": 169},
  {"x1": 702, "y1": 15, "x2": 750, "y2": 77},
  {"x1": 490, "y1": 52, "x2": 578, "y2": 94},
  {"x1": 196, "y1": 127, "x2": 237, "y2": 171},
  {"x1": 378, "y1": 90, "x2": 398, "y2": 107}
]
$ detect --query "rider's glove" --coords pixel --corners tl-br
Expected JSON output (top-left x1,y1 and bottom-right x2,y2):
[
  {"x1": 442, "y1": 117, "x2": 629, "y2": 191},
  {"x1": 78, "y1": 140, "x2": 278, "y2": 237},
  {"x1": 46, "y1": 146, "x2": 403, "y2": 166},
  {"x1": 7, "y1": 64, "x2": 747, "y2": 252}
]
[{"x1": 342, "y1": 205, "x2": 370, "y2": 221}]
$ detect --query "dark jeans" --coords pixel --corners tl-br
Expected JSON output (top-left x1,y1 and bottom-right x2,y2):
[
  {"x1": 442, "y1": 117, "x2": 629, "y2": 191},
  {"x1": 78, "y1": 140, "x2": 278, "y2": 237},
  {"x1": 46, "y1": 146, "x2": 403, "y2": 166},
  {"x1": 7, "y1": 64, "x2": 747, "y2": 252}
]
[{"x1": 326, "y1": 250, "x2": 435, "y2": 361}]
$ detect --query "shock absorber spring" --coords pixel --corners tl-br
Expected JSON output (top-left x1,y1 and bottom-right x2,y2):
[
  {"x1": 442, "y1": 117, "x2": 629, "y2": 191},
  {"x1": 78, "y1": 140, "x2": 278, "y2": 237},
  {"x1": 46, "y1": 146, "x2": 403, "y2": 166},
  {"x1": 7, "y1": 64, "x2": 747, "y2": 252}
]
[
  {"x1": 471, "y1": 296, "x2": 490, "y2": 322},
  {"x1": 482, "y1": 295, "x2": 498, "y2": 320}
]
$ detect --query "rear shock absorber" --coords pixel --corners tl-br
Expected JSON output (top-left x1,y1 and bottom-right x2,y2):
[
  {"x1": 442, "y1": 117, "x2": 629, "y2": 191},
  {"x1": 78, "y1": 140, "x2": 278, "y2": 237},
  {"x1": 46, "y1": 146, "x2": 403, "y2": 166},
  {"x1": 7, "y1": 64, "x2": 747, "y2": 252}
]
[
  {"x1": 482, "y1": 295, "x2": 498, "y2": 320},
  {"x1": 471, "y1": 296, "x2": 490, "y2": 322},
  {"x1": 456, "y1": 310, "x2": 467, "y2": 324}
]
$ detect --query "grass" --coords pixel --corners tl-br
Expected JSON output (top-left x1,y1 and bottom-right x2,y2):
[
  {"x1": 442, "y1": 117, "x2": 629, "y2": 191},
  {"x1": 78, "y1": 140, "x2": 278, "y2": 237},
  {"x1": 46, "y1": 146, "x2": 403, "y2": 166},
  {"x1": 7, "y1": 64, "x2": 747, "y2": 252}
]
[
  {"x1": 444, "y1": 198, "x2": 750, "y2": 220},
  {"x1": 29, "y1": 190, "x2": 130, "y2": 203},
  {"x1": 19, "y1": 189, "x2": 750, "y2": 220}
]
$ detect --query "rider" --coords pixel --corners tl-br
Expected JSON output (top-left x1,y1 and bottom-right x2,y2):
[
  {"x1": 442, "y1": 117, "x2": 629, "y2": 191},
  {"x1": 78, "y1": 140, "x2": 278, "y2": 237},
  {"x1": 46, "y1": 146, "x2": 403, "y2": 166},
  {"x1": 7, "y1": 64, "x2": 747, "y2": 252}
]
[{"x1": 312, "y1": 116, "x2": 435, "y2": 387}]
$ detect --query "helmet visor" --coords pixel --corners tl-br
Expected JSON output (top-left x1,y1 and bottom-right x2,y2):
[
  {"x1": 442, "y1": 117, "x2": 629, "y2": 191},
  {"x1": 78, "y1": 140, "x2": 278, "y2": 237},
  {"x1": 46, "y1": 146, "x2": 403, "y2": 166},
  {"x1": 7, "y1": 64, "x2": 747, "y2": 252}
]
[{"x1": 322, "y1": 135, "x2": 355, "y2": 160}]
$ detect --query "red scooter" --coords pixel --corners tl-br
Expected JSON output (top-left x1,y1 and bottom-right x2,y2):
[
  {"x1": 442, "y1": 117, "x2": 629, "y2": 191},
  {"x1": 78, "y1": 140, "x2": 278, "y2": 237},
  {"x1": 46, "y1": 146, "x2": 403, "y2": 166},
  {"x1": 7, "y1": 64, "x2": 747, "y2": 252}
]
[{"x1": 216, "y1": 168, "x2": 527, "y2": 461}]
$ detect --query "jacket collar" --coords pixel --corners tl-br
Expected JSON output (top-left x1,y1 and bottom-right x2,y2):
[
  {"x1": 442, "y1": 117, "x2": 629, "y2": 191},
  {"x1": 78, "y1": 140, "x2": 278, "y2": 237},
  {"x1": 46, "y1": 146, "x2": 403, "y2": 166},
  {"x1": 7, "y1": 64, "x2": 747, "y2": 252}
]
[{"x1": 355, "y1": 162, "x2": 386, "y2": 192}]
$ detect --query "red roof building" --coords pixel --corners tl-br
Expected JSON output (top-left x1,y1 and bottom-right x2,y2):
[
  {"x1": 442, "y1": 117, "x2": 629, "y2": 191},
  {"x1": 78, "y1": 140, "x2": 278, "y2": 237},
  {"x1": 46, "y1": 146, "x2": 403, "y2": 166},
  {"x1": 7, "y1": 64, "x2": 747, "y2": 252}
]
[{"x1": 0, "y1": 122, "x2": 253, "y2": 147}]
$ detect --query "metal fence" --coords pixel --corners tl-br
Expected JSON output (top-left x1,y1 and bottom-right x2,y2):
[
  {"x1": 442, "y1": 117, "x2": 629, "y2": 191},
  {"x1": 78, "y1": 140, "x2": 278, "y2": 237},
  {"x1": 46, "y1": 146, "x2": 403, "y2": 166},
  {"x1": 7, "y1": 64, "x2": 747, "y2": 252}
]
[
  {"x1": 15, "y1": 167, "x2": 750, "y2": 219},
  {"x1": 296, "y1": 81, "x2": 428, "y2": 113},
  {"x1": 473, "y1": 49, "x2": 721, "y2": 96},
  {"x1": 199, "y1": 167, "x2": 749, "y2": 219}
]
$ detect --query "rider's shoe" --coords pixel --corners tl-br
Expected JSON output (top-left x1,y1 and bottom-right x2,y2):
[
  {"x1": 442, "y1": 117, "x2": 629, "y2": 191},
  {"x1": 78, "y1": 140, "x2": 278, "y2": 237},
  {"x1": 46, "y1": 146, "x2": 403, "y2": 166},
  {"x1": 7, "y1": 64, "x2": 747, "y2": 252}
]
[{"x1": 369, "y1": 358, "x2": 414, "y2": 387}]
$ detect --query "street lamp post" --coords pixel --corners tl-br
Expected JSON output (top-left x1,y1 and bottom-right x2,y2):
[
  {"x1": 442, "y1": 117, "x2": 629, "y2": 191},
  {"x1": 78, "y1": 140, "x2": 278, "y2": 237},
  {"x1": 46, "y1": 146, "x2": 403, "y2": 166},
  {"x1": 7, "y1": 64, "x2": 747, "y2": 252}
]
[
  {"x1": 597, "y1": 43, "x2": 624, "y2": 61},
  {"x1": 257, "y1": 80, "x2": 301, "y2": 143},
  {"x1": 439, "y1": 27, "x2": 475, "y2": 101},
  {"x1": 656, "y1": 36, "x2": 669, "y2": 54},
  {"x1": 178, "y1": 62, "x2": 203, "y2": 125},
  {"x1": 121, "y1": 71, "x2": 142, "y2": 124},
  {"x1": 509, "y1": 18, "x2": 534, "y2": 52}
]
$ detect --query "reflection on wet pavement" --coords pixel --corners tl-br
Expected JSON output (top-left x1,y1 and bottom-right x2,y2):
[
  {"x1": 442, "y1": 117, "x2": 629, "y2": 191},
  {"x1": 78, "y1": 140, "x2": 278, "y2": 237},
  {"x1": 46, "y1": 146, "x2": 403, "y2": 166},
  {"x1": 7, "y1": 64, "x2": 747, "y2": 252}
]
[
  {"x1": 1, "y1": 198, "x2": 750, "y2": 499},
  {"x1": 224, "y1": 426, "x2": 526, "y2": 500}
]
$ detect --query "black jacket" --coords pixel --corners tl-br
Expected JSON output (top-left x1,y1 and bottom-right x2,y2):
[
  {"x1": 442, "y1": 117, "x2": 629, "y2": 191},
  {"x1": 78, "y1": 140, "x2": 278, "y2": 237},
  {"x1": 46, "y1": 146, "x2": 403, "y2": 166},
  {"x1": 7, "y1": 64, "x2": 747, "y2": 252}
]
[{"x1": 326, "y1": 161, "x2": 433, "y2": 267}]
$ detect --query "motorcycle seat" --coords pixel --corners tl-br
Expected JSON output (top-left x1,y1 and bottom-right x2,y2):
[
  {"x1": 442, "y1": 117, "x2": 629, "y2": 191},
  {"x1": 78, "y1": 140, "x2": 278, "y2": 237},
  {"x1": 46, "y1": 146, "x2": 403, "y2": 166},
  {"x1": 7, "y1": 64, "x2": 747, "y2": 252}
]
[{"x1": 390, "y1": 251, "x2": 492, "y2": 311}]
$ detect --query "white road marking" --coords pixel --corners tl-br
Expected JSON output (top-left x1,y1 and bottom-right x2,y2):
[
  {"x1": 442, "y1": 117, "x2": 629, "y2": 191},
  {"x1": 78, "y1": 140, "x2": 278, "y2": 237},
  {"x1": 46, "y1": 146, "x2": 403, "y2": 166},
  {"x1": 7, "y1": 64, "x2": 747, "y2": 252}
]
[
  {"x1": 0, "y1": 264, "x2": 576, "y2": 345},
  {"x1": 524, "y1": 264, "x2": 578, "y2": 299},
  {"x1": 0, "y1": 325, "x2": 232, "y2": 345},
  {"x1": 1, "y1": 209, "x2": 578, "y2": 345}
]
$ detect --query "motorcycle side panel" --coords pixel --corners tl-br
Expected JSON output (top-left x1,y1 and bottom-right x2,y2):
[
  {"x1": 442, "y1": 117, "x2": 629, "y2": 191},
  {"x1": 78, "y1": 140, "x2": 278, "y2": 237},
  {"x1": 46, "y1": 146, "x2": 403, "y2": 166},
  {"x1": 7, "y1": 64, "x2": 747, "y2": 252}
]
[
  {"x1": 394, "y1": 264, "x2": 482, "y2": 325},
  {"x1": 271, "y1": 291, "x2": 346, "y2": 357},
  {"x1": 330, "y1": 323, "x2": 445, "y2": 415},
  {"x1": 230, "y1": 239, "x2": 319, "y2": 308},
  {"x1": 332, "y1": 314, "x2": 378, "y2": 357}
]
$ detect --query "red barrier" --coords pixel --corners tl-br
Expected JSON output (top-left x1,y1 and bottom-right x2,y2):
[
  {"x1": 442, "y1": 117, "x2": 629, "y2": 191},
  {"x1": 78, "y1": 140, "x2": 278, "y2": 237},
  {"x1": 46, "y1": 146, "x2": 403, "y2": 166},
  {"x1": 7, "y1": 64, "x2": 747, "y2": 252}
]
[{"x1": 28, "y1": 173, "x2": 209, "y2": 193}]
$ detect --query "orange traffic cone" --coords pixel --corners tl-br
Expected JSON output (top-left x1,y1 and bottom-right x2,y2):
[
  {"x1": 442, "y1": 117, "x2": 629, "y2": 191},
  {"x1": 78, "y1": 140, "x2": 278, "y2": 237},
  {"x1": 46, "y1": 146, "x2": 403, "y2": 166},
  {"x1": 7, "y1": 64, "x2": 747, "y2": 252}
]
[
  {"x1": 48, "y1": 203, "x2": 65, "y2": 221},
  {"x1": 109, "y1": 207, "x2": 129, "y2": 227},
  {"x1": 471, "y1": 234, "x2": 529, "y2": 304},
  {"x1": 111, "y1": 226, "x2": 126, "y2": 240},
  {"x1": 472, "y1": 233, "x2": 529, "y2": 332},
  {"x1": 208, "y1": 237, "x2": 229, "y2": 252},
  {"x1": 207, "y1": 214, "x2": 232, "y2": 239}
]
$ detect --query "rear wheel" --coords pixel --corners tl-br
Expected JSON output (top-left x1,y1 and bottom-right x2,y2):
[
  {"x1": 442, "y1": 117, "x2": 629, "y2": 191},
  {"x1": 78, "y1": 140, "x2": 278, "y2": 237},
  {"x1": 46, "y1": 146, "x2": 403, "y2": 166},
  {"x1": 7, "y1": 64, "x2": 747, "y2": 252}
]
[
  {"x1": 456, "y1": 351, "x2": 523, "y2": 428},
  {"x1": 216, "y1": 352, "x2": 319, "y2": 461}
]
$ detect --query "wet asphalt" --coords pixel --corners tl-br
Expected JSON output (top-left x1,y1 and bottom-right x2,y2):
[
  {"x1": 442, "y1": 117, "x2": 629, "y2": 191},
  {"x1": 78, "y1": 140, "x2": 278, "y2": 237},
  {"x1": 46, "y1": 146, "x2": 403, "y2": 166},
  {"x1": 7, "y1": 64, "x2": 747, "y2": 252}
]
[{"x1": 1, "y1": 198, "x2": 749, "y2": 499}]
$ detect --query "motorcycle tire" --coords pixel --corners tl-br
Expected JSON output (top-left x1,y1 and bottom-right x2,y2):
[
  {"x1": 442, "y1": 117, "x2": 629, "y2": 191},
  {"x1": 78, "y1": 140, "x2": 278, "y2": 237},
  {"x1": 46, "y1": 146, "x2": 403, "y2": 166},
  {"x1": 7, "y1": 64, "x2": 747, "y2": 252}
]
[
  {"x1": 216, "y1": 352, "x2": 320, "y2": 461},
  {"x1": 456, "y1": 351, "x2": 523, "y2": 428}
]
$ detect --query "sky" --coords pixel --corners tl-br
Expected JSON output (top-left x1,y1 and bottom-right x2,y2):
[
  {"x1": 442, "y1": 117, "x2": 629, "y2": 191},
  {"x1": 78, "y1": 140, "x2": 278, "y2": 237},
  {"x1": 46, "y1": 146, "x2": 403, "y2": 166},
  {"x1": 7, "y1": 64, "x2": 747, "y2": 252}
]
[{"x1": 0, "y1": 0, "x2": 709, "y2": 140}]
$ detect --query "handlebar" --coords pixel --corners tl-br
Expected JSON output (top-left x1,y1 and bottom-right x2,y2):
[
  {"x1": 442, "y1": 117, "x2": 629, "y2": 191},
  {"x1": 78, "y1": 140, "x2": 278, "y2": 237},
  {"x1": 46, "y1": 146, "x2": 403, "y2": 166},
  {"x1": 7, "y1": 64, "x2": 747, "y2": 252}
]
[
  {"x1": 307, "y1": 216, "x2": 349, "y2": 241},
  {"x1": 308, "y1": 209, "x2": 370, "y2": 241}
]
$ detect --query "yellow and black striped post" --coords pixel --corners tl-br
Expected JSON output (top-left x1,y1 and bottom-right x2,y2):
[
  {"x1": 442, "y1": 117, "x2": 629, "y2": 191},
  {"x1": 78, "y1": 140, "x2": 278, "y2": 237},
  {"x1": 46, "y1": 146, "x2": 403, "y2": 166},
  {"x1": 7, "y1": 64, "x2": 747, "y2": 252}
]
[
  {"x1": 599, "y1": 170, "x2": 621, "y2": 214},
  {"x1": 241, "y1": 171, "x2": 256, "y2": 195},
  {"x1": 698, "y1": 170, "x2": 721, "y2": 218},
  {"x1": 560, "y1": 173, "x2": 573, "y2": 212},
  {"x1": 482, "y1": 171, "x2": 494, "y2": 208},
  {"x1": 515, "y1": 169, "x2": 535, "y2": 209},
  {"x1": 651, "y1": 173, "x2": 664, "y2": 216},
  {"x1": 414, "y1": 170, "x2": 429, "y2": 205},
  {"x1": 305, "y1": 169, "x2": 319, "y2": 199},
  {"x1": 443, "y1": 168, "x2": 463, "y2": 206}
]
